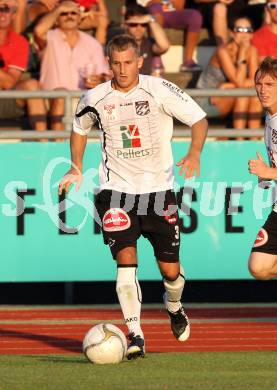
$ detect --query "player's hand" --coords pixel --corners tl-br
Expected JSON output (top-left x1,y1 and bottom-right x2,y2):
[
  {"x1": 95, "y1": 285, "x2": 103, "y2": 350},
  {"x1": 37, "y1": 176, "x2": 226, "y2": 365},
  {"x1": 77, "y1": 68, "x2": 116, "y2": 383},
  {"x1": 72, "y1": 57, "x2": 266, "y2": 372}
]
[
  {"x1": 58, "y1": 168, "x2": 83, "y2": 195},
  {"x1": 56, "y1": 1, "x2": 79, "y2": 15},
  {"x1": 176, "y1": 151, "x2": 200, "y2": 179},
  {"x1": 239, "y1": 37, "x2": 251, "y2": 52},
  {"x1": 38, "y1": 0, "x2": 59, "y2": 11},
  {"x1": 248, "y1": 151, "x2": 270, "y2": 178}
]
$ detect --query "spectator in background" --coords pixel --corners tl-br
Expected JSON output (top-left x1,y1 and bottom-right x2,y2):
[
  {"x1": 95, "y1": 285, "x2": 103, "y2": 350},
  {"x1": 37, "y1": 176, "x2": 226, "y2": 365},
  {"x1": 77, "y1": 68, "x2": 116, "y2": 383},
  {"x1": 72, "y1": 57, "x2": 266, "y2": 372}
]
[
  {"x1": 195, "y1": 16, "x2": 262, "y2": 134},
  {"x1": 0, "y1": 0, "x2": 47, "y2": 132},
  {"x1": 191, "y1": 0, "x2": 246, "y2": 45},
  {"x1": 34, "y1": 0, "x2": 109, "y2": 131},
  {"x1": 29, "y1": 0, "x2": 109, "y2": 44},
  {"x1": 146, "y1": 0, "x2": 203, "y2": 72},
  {"x1": 124, "y1": 3, "x2": 170, "y2": 75},
  {"x1": 243, "y1": 0, "x2": 267, "y2": 31},
  {"x1": 252, "y1": 0, "x2": 277, "y2": 60},
  {"x1": 72, "y1": 0, "x2": 109, "y2": 44}
]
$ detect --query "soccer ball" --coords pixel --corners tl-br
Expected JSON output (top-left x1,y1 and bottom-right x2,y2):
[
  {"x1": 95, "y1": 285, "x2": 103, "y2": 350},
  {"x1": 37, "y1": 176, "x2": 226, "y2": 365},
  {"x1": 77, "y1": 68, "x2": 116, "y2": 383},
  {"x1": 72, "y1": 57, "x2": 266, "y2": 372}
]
[{"x1": 83, "y1": 323, "x2": 127, "y2": 364}]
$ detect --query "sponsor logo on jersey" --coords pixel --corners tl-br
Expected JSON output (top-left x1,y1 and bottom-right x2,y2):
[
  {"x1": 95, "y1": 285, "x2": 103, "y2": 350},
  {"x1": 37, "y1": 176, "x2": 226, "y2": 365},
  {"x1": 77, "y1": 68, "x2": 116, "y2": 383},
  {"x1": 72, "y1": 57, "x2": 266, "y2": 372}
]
[
  {"x1": 253, "y1": 228, "x2": 268, "y2": 248},
  {"x1": 125, "y1": 317, "x2": 138, "y2": 323},
  {"x1": 104, "y1": 104, "x2": 118, "y2": 121},
  {"x1": 135, "y1": 101, "x2": 150, "y2": 116},
  {"x1": 161, "y1": 80, "x2": 186, "y2": 100},
  {"x1": 108, "y1": 238, "x2": 115, "y2": 247},
  {"x1": 163, "y1": 204, "x2": 178, "y2": 224},
  {"x1": 102, "y1": 208, "x2": 131, "y2": 232},
  {"x1": 120, "y1": 124, "x2": 141, "y2": 148},
  {"x1": 115, "y1": 124, "x2": 153, "y2": 158},
  {"x1": 116, "y1": 148, "x2": 152, "y2": 159},
  {"x1": 120, "y1": 102, "x2": 133, "y2": 107}
]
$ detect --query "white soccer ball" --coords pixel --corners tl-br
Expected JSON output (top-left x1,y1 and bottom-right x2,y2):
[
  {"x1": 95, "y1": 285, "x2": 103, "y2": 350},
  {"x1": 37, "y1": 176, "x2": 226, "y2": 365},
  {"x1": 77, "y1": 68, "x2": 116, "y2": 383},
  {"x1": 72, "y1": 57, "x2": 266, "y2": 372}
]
[{"x1": 83, "y1": 323, "x2": 127, "y2": 364}]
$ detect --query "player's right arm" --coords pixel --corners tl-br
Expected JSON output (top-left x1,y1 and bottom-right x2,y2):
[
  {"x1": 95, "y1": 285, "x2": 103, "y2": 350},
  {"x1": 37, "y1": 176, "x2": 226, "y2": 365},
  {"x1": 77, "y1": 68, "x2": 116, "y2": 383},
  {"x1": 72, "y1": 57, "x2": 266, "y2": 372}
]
[
  {"x1": 58, "y1": 131, "x2": 87, "y2": 194},
  {"x1": 59, "y1": 92, "x2": 96, "y2": 194}
]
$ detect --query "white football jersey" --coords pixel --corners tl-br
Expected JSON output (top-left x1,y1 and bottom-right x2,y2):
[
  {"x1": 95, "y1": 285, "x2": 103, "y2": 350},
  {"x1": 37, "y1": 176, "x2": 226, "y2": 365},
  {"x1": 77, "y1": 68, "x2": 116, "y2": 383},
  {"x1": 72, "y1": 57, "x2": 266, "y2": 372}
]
[
  {"x1": 73, "y1": 75, "x2": 206, "y2": 194},
  {"x1": 264, "y1": 112, "x2": 277, "y2": 210},
  {"x1": 264, "y1": 112, "x2": 277, "y2": 168}
]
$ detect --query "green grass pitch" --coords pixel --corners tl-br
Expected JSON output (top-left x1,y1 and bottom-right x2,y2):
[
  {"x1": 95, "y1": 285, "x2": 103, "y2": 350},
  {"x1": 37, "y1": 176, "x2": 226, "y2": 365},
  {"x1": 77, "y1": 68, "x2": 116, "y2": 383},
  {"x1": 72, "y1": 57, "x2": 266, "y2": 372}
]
[{"x1": 0, "y1": 352, "x2": 276, "y2": 390}]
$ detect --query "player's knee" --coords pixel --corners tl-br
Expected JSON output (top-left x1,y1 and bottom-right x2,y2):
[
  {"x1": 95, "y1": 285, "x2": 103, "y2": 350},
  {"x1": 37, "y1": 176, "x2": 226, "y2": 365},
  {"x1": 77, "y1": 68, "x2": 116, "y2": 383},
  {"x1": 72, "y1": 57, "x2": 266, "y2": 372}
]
[
  {"x1": 162, "y1": 269, "x2": 180, "y2": 282},
  {"x1": 248, "y1": 263, "x2": 271, "y2": 281},
  {"x1": 116, "y1": 247, "x2": 136, "y2": 264}
]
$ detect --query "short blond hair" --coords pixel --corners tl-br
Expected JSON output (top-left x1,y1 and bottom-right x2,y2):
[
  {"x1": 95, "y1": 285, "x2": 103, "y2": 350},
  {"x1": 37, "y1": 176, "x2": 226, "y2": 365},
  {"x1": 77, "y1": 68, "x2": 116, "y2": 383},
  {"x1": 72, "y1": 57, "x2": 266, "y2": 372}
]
[
  {"x1": 107, "y1": 34, "x2": 140, "y2": 59},
  {"x1": 255, "y1": 56, "x2": 277, "y2": 83}
]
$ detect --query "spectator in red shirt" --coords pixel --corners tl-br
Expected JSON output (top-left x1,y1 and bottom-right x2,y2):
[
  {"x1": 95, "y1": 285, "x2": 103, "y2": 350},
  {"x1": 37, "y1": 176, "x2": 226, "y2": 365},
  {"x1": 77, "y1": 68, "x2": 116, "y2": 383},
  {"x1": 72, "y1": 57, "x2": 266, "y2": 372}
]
[
  {"x1": 0, "y1": 0, "x2": 47, "y2": 133},
  {"x1": 252, "y1": 0, "x2": 277, "y2": 60}
]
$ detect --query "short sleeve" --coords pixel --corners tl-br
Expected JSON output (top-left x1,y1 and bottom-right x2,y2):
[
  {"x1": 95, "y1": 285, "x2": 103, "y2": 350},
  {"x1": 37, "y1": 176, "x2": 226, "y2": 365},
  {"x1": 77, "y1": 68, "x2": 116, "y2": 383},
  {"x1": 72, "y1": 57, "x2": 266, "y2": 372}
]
[
  {"x1": 270, "y1": 113, "x2": 277, "y2": 131},
  {"x1": 157, "y1": 79, "x2": 206, "y2": 127},
  {"x1": 73, "y1": 94, "x2": 97, "y2": 135}
]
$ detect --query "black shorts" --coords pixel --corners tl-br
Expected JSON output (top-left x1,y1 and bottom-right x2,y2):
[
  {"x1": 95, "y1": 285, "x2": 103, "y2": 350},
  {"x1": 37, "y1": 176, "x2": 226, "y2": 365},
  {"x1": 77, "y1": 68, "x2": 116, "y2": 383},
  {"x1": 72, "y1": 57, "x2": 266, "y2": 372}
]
[
  {"x1": 251, "y1": 211, "x2": 277, "y2": 255},
  {"x1": 95, "y1": 189, "x2": 180, "y2": 262}
]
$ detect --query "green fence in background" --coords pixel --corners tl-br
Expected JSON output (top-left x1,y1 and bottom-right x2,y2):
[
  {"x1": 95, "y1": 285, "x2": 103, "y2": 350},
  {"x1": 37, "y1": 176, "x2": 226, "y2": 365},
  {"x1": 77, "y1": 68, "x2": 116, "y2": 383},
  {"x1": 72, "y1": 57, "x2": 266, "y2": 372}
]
[{"x1": 0, "y1": 141, "x2": 273, "y2": 282}]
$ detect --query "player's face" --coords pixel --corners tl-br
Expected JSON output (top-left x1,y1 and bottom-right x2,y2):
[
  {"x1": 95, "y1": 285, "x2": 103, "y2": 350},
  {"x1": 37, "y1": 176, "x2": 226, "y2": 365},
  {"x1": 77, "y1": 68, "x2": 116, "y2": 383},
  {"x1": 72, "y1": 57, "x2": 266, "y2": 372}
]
[
  {"x1": 109, "y1": 47, "x2": 143, "y2": 92},
  {"x1": 255, "y1": 73, "x2": 277, "y2": 114}
]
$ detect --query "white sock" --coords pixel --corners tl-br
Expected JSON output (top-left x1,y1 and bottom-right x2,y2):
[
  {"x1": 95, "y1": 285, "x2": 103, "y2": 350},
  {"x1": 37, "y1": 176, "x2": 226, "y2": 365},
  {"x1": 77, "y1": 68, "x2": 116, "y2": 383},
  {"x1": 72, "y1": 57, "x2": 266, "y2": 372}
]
[
  {"x1": 163, "y1": 265, "x2": 185, "y2": 313},
  {"x1": 116, "y1": 265, "x2": 143, "y2": 338}
]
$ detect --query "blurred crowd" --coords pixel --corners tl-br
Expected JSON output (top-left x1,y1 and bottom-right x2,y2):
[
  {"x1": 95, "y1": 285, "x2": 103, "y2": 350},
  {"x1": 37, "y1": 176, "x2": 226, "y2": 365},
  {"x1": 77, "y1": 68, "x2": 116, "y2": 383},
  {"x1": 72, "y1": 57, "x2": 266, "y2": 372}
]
[{"x1": 0, "y1": 0, "x2": 276, "y2": 134}]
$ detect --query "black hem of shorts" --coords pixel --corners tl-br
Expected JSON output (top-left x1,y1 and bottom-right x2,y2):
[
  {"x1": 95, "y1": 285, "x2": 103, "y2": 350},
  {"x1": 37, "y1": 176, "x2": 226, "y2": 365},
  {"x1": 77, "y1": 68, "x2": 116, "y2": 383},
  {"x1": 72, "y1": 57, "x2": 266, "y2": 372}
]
[
  {"x1": 251, "y1": 248, "x2": 277, "y2": 255},
  {"x1": 155, "y1": 255, "x2": 179, "y2": 263}
]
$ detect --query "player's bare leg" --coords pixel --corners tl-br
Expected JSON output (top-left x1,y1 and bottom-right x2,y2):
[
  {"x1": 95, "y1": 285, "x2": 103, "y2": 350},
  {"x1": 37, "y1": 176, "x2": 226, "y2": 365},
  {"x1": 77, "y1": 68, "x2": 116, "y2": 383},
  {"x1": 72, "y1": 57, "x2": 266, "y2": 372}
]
[
  {"x1": 116, "y1": 246, "x2": 145, "y2": 359},
  {"x1": 248, "y1": 252, "x2": 277, "y2": 280},
  {"x1": 158, "y1": 261, "x2": 190, "y2": 341}
]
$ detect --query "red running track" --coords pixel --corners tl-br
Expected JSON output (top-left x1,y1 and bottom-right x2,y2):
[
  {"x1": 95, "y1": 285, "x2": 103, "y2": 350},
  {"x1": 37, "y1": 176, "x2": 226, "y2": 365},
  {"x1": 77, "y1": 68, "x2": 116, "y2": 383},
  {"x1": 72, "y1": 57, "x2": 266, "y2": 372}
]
[{"x1": 0, "y1": 306, "x2": 277, "y2": 354}]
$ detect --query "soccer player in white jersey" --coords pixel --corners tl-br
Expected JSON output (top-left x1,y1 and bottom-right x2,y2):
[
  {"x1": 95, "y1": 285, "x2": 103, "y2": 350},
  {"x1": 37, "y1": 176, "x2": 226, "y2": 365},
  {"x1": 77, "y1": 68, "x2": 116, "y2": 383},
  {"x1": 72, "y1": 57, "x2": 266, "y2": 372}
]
[
  {"x1": 59, "y1": 34, "x2": 208, "y2": 359},
  {"x1": 248, "y1": 57, "x2": 277, "y2": 280}
]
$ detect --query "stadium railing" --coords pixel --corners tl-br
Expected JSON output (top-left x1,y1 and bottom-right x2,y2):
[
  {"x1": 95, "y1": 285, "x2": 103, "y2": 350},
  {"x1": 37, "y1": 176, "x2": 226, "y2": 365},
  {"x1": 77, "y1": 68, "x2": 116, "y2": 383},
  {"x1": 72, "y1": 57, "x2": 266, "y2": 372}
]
[{"x1": 0, "y1": 89, "x2": 263, "y2": 139}]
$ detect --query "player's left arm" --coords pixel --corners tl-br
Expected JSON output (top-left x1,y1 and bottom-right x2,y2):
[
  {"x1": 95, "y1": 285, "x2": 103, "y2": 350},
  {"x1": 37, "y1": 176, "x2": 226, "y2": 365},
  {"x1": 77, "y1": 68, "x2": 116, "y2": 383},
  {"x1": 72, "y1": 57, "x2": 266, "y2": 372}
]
[
  {"x1": 249, "y1": 151, "x2": 277, "y2": 180},
  {"x1": 154, "y1": 78, "x2": 208, "y2": 178},
  {"x1": 177, "y1": 117, "x2": 208, "y2": 178}
]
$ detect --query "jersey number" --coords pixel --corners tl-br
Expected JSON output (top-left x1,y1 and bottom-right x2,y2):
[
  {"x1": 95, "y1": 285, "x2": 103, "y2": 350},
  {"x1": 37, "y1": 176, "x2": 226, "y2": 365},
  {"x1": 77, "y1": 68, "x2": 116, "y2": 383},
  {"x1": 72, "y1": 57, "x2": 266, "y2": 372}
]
[{"x1": 174, "y1": 226, "x2": 180, "y2": 240}]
